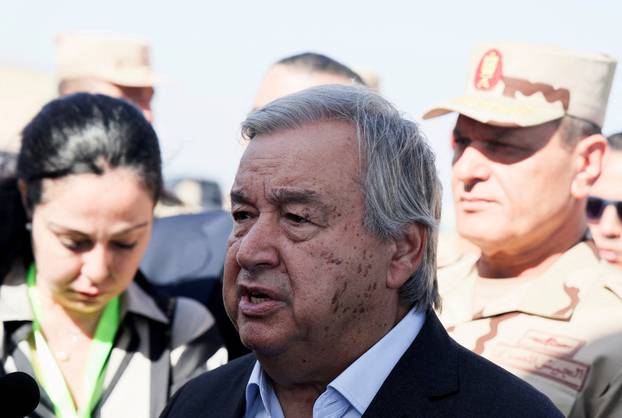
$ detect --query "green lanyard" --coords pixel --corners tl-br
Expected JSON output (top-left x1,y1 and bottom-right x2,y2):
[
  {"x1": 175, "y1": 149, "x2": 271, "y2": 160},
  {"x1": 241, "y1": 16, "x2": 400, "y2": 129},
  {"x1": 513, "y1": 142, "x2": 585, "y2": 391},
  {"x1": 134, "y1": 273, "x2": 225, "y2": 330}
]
[{"x1": 26, "y1": 263, "x2": 120, "y2": 418}]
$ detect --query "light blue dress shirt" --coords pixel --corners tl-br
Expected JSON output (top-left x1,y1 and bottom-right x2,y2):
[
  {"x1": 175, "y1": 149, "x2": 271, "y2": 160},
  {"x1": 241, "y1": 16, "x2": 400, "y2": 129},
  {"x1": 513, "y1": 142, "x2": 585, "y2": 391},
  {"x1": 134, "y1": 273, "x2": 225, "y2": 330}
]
[{"x1": 244, "y1": 308, "x2": 426, "y2": 418}]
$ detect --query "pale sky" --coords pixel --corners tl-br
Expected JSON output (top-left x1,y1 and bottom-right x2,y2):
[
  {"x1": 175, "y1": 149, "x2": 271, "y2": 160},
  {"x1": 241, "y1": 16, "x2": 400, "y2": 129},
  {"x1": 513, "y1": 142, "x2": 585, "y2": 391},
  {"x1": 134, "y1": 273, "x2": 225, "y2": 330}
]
[{"x1": 2, "y1": 0, "x2": 621, "y2": 228}]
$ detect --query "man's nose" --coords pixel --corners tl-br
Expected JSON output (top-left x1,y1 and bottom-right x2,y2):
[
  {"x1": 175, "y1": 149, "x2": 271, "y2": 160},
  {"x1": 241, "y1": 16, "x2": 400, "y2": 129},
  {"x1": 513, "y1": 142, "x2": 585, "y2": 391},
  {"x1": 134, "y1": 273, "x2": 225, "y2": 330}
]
[
  {"x1": 81, "y1": 244, "x2": 111, "y2": 283},
  {"x1": 452, "y1": 145, "x2": 491, "y2": 187},
  {"x1": 599, "y1": 205, "x2": 622, "y2": 238},
  {"x1": 235, "y1": 215, "x2": 280, "y2": 273}
]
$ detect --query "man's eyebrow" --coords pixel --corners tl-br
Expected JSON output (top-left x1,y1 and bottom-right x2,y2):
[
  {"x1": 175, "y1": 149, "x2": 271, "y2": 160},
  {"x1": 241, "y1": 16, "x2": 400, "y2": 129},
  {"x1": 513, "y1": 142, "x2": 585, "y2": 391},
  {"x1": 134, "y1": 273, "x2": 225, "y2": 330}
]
[
  {"x1": 231, "y1": 189, "x2": 326, "y2": 206},
  {"x1": 230, "y1": 190, "x2": 252, "y2": 205},
  {"x1": 230, "y1": 188, "x2": 330, "y2": 222},
  {"x1": 268, "y1": 188, "x2": 325, "y2": 207},
  {"x1": 48, "y1": 221, "x2": 149, "y2": 237}
]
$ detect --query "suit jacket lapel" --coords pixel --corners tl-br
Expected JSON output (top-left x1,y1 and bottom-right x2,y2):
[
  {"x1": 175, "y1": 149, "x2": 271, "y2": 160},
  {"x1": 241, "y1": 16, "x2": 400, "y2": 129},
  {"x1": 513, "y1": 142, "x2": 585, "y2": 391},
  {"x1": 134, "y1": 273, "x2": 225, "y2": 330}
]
[
  {"x1": 225, "y1": 355, "x2": 255, "y2": 418},
  {"x1": 363, "y1": 310, "x2": 459, "y2": 417}
]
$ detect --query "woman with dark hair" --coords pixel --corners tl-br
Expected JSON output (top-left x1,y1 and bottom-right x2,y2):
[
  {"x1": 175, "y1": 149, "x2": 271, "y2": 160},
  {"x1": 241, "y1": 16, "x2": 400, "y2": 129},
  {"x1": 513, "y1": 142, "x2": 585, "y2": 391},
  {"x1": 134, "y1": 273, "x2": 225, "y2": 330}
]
[{"x1": 0, "y1": 93, "x2": 223, "y2": 418}]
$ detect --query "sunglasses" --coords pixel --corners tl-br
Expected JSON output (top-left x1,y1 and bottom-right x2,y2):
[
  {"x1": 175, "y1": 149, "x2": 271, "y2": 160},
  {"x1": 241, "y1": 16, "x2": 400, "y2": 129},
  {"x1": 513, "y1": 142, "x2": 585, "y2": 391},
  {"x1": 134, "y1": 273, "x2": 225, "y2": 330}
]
[{"x1": 586, "y1": 196, "x2": 622, "y2": 221}]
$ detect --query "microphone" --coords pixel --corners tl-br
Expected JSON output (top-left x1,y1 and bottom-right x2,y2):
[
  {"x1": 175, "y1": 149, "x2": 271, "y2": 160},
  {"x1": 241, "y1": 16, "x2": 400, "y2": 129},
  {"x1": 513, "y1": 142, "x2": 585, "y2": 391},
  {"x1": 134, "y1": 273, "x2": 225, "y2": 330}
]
[{"x1": 0, "y1": 372, "x2": 40, "y2": 418}]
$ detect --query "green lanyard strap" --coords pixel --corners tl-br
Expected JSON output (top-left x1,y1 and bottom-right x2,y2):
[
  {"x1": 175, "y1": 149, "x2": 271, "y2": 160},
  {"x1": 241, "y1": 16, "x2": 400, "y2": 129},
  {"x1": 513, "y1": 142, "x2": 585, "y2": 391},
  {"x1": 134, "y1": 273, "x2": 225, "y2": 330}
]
[{"x1": 26, "y1": 263, "x2": 120, "y2": 418}]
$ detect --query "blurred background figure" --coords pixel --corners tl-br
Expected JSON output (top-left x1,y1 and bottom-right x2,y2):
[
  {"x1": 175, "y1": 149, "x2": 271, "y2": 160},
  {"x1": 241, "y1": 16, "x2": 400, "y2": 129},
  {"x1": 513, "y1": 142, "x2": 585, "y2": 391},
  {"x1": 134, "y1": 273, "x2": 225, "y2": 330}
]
[
  {"x1": 0, "y1": 67, "x2": 55, "y2": 153},
  {"x1": 56, "y1": 32, "x2": 157, "y2": 122},
  {"x1": 587, "y1": 132, "x2": 622, "y2": 269},
  {"x1": 141, "y1": 51, "x2": 367, "y2": 360},
  {"x1": 55, "y1": 31, "x2": 219, "y2": 216},
  {"x1": 155, "y1": 178, "x2": 223, "y2": 217},
  {"x1": 354, "y1": 67, "x2": 381, "y2": 91},
  {"x1": 252, "y1": 51, "x2": 366, "y2": 109},
  {"x1": 0, "y1": 151, "x2": 17, "y2": 179},
  {"x1": 0, "y1": 93, "x2": 223, "y2": 418}
]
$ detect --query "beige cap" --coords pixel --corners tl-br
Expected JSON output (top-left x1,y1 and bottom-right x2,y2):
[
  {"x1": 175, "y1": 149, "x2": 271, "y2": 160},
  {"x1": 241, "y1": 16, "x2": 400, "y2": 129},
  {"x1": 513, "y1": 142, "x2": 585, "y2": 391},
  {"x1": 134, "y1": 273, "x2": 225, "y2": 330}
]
[
  {"x1": 56, "y1": 32, "x2": 159, "y2": 87},
  {"x1": 423, "y1": 43, "x2": 617, "y2": 127},
  {"x1": 0, "y1": 67, "x2": 55, "y2": 153}
]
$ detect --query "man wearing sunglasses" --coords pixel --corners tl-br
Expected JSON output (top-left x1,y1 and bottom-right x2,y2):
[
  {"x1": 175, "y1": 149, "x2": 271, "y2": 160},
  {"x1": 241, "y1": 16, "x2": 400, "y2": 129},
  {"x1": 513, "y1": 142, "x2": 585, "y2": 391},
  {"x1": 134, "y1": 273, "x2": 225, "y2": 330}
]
[
  {"x1": 424, "y1": 43, "x2": 622, "y2": 417},
  {"x1": 588, "y1": 133, "x2": 622, "y2": 270}
]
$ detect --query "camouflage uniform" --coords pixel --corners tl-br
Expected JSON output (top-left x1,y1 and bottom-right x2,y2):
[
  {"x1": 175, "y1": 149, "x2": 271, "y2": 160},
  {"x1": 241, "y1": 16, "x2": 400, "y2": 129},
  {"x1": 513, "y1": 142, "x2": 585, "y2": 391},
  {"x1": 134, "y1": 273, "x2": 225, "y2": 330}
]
[
  {"x1": 438, "y1": 242, "x2": 622, "y2": 416},
  {"x1": 424, "y1": 43, "x2": 621, "y2": 417}
]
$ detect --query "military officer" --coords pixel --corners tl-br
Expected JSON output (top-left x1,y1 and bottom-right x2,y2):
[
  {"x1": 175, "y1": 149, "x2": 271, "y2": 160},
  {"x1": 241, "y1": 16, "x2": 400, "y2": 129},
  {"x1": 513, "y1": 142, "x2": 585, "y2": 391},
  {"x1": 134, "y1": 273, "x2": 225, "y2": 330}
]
[{"x1": 424, "y1": 43, "x2": 622, "y2": 417}]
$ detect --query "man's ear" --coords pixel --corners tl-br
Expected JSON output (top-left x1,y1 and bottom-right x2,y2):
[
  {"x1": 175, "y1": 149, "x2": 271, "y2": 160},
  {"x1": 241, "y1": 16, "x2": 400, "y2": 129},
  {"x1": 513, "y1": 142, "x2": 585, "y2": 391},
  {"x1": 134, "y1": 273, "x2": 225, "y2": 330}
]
[
  {"x1": 387, "y1": 223, "x2": 426, "y2": 290},
  {"x1": 571, "y1": 134, "x2": 606, "y2": 199},
  {"x1": 17, "y1": 179, "x2": 32, "y2": 218}
]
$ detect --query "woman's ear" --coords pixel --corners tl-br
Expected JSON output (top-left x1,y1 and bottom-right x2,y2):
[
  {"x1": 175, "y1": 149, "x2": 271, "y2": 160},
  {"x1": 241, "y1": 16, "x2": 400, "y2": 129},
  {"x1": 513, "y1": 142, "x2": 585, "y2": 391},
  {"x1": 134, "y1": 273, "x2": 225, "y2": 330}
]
[
  {"x1": 386, "y1": 223, "x2": 426, "y2": 290},
  {"x1": 571, "y1": 134, "x2": 606, "y2": 199}
]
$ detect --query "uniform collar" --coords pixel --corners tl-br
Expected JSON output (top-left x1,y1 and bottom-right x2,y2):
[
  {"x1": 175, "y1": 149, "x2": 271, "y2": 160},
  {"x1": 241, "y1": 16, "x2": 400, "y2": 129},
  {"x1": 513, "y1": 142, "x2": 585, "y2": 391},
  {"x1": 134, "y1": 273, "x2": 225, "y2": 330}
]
[
  {"x1": 511, "y1": 242, "x2": 602, "y2": 320},
  {"x1": 448, "y1": 241, "x2": 606, "y2": 321},
  {"x1": 0, "y1": 263, "x2": 168, "y2": 325}
]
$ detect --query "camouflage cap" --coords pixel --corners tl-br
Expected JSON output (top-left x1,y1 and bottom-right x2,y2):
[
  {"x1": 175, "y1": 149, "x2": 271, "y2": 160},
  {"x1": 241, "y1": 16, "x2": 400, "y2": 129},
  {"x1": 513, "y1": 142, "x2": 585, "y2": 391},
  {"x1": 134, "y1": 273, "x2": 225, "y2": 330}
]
[
  {"x1": 56, "y1": 32, "x2": 159, "y2": 87},
  {"x1": 423, "y1": 43, "x2": 617, "y2": 128}
]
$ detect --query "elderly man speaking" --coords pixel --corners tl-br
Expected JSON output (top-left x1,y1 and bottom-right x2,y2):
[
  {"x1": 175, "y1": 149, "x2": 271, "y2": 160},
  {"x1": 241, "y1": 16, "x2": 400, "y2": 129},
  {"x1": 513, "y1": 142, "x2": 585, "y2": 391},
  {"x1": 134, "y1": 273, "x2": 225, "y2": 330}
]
[{"x1": 160, "y1": 85, "x2": 561, "y2": 418}]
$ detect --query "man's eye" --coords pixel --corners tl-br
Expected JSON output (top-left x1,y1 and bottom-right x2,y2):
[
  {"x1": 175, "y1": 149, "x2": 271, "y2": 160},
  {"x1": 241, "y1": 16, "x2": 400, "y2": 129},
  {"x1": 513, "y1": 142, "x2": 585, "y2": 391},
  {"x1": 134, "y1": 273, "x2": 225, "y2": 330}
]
[
  {"x1": 452, "y1": 136, "x2": 470, "y2": 149},
  {"x1": 486, "y1": 141, "x2": 516, "y2": 153},
  {"x1": 285, "y1": 213, "x2": 309, "y2": 225},
  {"x1": 232, "y1": 211, "x2": 253, "y2": 222},
  {"x1": 112, "y1": 241, "x2": 137, "y2": 250}
]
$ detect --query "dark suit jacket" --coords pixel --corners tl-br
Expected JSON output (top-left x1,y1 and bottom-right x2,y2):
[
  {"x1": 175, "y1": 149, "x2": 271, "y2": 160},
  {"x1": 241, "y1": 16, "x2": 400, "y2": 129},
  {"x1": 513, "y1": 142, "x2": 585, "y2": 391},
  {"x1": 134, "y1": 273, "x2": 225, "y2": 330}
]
[
  {"x1": 160, "y1": 310, "x2": 563, "y2": 417},
  {"x1": 141, "y1": 210, "x2": 249, "y2": 359}
]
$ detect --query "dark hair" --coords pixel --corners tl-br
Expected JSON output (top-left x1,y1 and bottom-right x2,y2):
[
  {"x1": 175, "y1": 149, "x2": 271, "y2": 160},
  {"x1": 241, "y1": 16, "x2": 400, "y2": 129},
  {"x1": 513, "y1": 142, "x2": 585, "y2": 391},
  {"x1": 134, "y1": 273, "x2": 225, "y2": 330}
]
[
  {"x1": 0, "y1": 153, "x2": 26, "y2": 277},
  {"x1": 558, "y1": 116, "x2": 602, "y2": 148},
  {"x1": 607, "y1": 132, "x2": 622, "y2": 151},
  {"x1": 1, "y1": 93, "x2": 162, "y2": 270},
  {"x1": 277, "y1": 52, "x2": 366, "y2": 86}
]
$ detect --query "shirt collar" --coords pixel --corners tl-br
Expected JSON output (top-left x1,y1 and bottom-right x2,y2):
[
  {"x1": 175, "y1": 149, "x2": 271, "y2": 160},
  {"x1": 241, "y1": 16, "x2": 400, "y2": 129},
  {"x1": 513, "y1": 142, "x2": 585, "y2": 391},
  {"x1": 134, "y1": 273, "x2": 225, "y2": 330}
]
[
  {"x1": 244, "y1": 308, "x2": 425, "y2": 416},
  {"x1": 328, "y1": 308, "x2": 425, "y2": 414},
  {"x1": 245, "y1": 360, "x2": 284, "y2": 418}
]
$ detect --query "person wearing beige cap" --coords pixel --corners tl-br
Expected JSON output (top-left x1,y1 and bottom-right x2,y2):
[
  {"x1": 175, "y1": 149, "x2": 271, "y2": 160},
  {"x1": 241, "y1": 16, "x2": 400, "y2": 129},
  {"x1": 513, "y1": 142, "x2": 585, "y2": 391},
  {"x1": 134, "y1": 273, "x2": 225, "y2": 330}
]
[
  {"x1": 425, "y1": 43, "x2": 622, "y2": 417},
  {"x1": 56, "y1": 32, "x2": 158, "y2": 122},
  {"x1": 0, "y1": 67, "x2": 55, "y2": 153}
]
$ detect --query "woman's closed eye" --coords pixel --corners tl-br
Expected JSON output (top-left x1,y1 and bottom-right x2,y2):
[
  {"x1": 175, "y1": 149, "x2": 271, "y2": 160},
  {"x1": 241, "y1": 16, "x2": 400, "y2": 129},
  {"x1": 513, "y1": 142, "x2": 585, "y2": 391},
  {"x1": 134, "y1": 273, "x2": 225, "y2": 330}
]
[
  {"x1": 60, "y1": 235, "x2": 138, "y2": 252},
  {"x1": 111, "y1": 241, "x2": 137, "y2": 250},
  {"x1": 60, "y1": 238, "x2": 93, "y2": 252}
]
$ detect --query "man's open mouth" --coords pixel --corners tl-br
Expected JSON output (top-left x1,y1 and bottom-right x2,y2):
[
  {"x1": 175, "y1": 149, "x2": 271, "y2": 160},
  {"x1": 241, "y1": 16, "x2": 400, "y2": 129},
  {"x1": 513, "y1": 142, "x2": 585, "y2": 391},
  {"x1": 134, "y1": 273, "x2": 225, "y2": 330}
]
[{"x1": 248, "y1": 290, "x2": 272, "y2": 304}]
